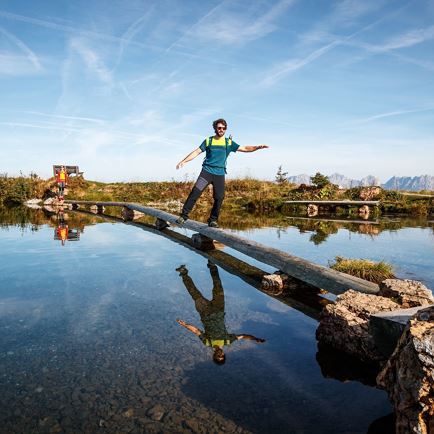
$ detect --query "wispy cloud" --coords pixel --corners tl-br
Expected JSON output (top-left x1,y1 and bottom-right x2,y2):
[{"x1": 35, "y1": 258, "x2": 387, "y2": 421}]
[
  {"x1": 22, "y1": 111, "x2": 107, "y2": 124},
  {"x1": 348, "y1": 106, "x2": 434, "y2": 125},
  {"x1": 262, "y1": 40, "x2": 340, "y2": 86},
  {"x1": 0, "y1": 9, "x2": 159, "y2": 50},
  {"x1": 355, "y1": 25, "x2": 434, "y2": 53},
  {"x1": 0, "y1": 26, "x2": 42, "y2": 75},
  {"x1": 261, "y1": 3, "x2": 403, "y2": 86},
  {"x1": 297, "y1": 0, "x2": 388, "y2": 47},
  {"x1": 0, "y1": 54, "x2": 39, "y2": 75},
  {"x1": 113, "y1": 5, "x2": 155, "y2": 70},
  {"x1": 70, "y1": 38, "x2": 112, "y2": 85},
  {"x1": 189, "y1": 0, "x2": 296, "y2": 45}
]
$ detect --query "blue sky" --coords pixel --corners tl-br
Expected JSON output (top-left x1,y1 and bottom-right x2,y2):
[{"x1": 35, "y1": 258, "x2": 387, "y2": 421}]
[{"x1": 1, "y1": 0, "x2": 433, "y2": 182}]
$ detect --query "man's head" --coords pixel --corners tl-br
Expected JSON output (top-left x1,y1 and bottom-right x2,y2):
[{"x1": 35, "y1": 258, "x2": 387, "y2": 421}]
[
  {"x1": 212, "y1": 346, "x2": 226, "y2": 365},
  {"x1": 213, "y1": 118, "x2": 227, "y2": 138}
]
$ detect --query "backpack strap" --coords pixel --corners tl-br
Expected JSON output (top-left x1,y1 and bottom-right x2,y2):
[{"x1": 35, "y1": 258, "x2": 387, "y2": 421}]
[{"x1": 205, "y1": 136, "x2": 213, "y2": 147}]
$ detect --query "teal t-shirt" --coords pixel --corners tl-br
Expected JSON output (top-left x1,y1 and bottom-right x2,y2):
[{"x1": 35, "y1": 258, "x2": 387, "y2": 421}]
[{"x1": 199, "y1": 136, "x2": 240, "y2": 175}]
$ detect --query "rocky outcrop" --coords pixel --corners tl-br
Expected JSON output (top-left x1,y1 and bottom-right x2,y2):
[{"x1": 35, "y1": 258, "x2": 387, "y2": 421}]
[
  {"x1": 359, "y1": 186, "x2": 381, "y2": 201},
  {"x1": 377, "y1": 306, "x2": 434, "y2": 434},
  {"x1": 316, "y1": 290, "x2": 400, "y2": 362},
  {"x1": 379, "y1": 279, "x2": 434, "y2": 308}
]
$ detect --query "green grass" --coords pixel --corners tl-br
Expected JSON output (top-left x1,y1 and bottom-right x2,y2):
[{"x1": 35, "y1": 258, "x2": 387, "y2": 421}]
[{"x1": 330, "y1": 256, "x2": 395, "y2": 283}]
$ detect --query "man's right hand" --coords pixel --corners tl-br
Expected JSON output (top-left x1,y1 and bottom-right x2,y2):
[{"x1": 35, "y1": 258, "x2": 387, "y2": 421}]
[{"x1": 176, "y1": 161, "x2": 184, "y2": 170}]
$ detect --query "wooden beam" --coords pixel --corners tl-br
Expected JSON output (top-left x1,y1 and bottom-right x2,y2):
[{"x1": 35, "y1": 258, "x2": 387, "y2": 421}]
[{"x1": 65, "y1": 200, "x2": 379, "y2": 295}]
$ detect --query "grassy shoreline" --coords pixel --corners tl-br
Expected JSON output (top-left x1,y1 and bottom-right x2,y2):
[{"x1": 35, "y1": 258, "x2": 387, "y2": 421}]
[{"x1": 1, "y1": 174, "x2": 432, "y2": 216}]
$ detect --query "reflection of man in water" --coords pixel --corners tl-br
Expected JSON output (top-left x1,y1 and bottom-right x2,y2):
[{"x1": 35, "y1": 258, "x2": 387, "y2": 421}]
[{"x1": 176, "y1": 261, "x2": 265, "y2": 365}]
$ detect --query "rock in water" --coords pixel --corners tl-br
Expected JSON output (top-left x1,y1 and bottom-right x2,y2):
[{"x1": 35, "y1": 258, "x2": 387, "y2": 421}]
[
  {"x1": 316, "y1": 290, "x2": 400, "y2": 362},
  {"x1": 379, "y1": 279, "x2": 434, "y2": 308},
  {"x1": 377, "y1": 306, "x2": 434, "y2": 434}
]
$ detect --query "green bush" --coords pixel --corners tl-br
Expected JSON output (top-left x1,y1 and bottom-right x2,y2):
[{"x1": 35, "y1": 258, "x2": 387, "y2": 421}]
[{"x1": 330, "y1": 256, "x2": 395, "y2": 283}]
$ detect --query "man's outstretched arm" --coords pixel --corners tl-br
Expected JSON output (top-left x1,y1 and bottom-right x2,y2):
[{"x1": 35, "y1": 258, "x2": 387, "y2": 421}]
[
  {"x1": 237, "y1": 145, "x2": 269, "y2": 153},
  {"x1": 176, "y1": 148, "x2": 203, "y2": 169},
  {"x1": 176, "y1": 319, "x2": 202, "y2": 336}
]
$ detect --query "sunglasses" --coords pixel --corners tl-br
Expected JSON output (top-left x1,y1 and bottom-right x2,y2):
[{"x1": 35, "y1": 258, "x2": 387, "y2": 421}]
[{"x1": 216, "y1": 126, "x2": 226, "y2": 130}]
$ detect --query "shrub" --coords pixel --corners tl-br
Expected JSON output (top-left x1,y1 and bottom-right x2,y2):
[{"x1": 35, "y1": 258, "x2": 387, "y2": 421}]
[
  {"x1": 330, "y1": 256, "x2": 395, "y2": 283},
  {"x1": 310, "y1": 172, "x2": 330, "y2": 188}
]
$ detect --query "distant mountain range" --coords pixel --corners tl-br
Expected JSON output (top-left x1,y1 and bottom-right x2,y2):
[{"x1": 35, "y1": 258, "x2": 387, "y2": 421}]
[{"x1": 286, "y1": 173, "x2": 434, "y2": 191}]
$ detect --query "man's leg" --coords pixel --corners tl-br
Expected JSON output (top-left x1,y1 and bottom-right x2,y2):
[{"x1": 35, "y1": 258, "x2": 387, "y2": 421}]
[
  {"x1": 209, "y1": 174, "x2": 225, "y2": 223},
  {"x1": 176, "y1": 265, "x2": 209, "y2": 314},
  {"x1": 180, "y1": 170, "x2": 211, "y2": 219},
  {"x1": 208, "y1": 261, "x2": 225, "y2": 310}
]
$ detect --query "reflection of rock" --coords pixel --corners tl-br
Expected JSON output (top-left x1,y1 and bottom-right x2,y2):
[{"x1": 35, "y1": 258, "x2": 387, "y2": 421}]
[
  {"x1": 377, "y1": 306, "x2": 434, "y2": 434},
  {"x1": 358, "y1": 205, "x2": 370, "y2": 217},
  {"x1": 25, "y1": 198, "x2": 42, "y2": 205},
  {"x1": 379, "y1": 279, "x2": 434, "y2": 308},
  {"x1": 24, "y1": 203, "x2": 41, "y2": 209},
  {"x1": 316, "y1": 290, "x2": 400, "y2": 362},
  {"x1": 191, "y1": 233, "x2": 215, "y2": 251},
  {"x1": 316, "y1": 343, "x2": 381, "y2": 386},
  {"x1": 121, "y1": 207, "x2": 144, "y2": 221},
  {"x1": 366, "y1": 413, "x2": 396, "y2": 434},
  {"x1": 307, "y1": 204, "x2": 318, "y2": 216},
  {"x1": 360, "y1": 187, "x2": 381, "y2": 201},
  {"x1": 89, "y1": 205, "x2": 105, "y2": 214},
  {"x1": 357, "y1": 224, "x2": 380, "y2": 235}
]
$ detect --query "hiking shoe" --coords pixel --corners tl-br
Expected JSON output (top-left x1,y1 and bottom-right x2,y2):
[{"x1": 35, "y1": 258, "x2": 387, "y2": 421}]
[
  {"x1": 208, "y1": 220, "x2": 219, "y2": 228},
  {"x1": 176, "y1": 265, "x2": 188, "y2": 276},
  {"x1": 176, "y1": 216, "x2": 187, "y2": 225}
]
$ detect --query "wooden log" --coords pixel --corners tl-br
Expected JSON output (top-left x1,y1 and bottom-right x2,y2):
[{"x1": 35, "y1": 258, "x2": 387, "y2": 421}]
[{"x1": 65, "y1": 200, "x2": 379, "y2": 295}]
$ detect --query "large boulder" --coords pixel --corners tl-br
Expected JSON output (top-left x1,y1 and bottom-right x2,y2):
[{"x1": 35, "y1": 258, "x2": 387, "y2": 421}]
[
  {"x1": 379, "y1": 279, "x2": 434, "y2": 308},
  {"x1": 377, "y1": 306, "x2": 434, "y2": 434},
  {"x1": 359, "y1": 186, "x2": 381, "y2": 201},
  {"x1": 316, "y1": 290, "x2": 400, "y2": 362}
]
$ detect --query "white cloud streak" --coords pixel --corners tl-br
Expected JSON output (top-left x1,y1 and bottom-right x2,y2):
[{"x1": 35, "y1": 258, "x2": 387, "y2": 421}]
[
  {"x1": 0, "y1": 26, "x2": 41, "y2": 69},
  {"x1": 191, "y1": 0, "x2": 297, "y2": 45},
  {"x1": 0, "y1": 9, "x2": 159, "y2": 51},
  {"x1": 348, "y1": 106, "x2": 434, "y2": 124},
  {"x1": 262, "y1": 3, "x2": 407, "y2": 86},
  {"x1": 70, "y1": 39, "x2": 112, "y2": 85},
  {"x1": 21, "y1": 111, "x2": 107, "y2": 124}
]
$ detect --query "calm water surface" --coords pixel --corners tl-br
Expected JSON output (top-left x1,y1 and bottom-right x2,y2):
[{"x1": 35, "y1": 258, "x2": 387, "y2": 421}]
[{"x1": 1, "y1": 207, "x2": 432, "y2": 434}]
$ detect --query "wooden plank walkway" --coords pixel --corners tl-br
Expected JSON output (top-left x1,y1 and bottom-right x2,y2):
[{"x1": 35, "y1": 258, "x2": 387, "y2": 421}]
[
  {"x1": 65, "y1": 200, "x2": 379, "y2": 295},
  {"x1": 285, "y1": 200, "x2": 380, "y2": 206}
]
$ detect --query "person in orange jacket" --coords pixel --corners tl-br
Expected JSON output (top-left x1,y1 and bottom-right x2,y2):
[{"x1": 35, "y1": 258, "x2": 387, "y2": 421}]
[{"x1": 55, "y1": 166, "x2": 68, "y2": 200}]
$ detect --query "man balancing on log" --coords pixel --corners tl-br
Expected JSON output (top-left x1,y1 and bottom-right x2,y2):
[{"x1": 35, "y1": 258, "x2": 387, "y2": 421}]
[{"x1": 175, "y1": 118, "x2": 269, "y2": 228}]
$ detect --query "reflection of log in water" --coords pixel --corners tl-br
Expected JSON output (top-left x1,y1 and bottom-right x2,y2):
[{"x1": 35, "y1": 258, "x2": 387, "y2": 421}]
[
  {"x1": 65, "y1": 200, "x2": 379, "y2": 295},
  {"x1": 72, "y1": 208, "x2": 330, "y2": 321}
]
